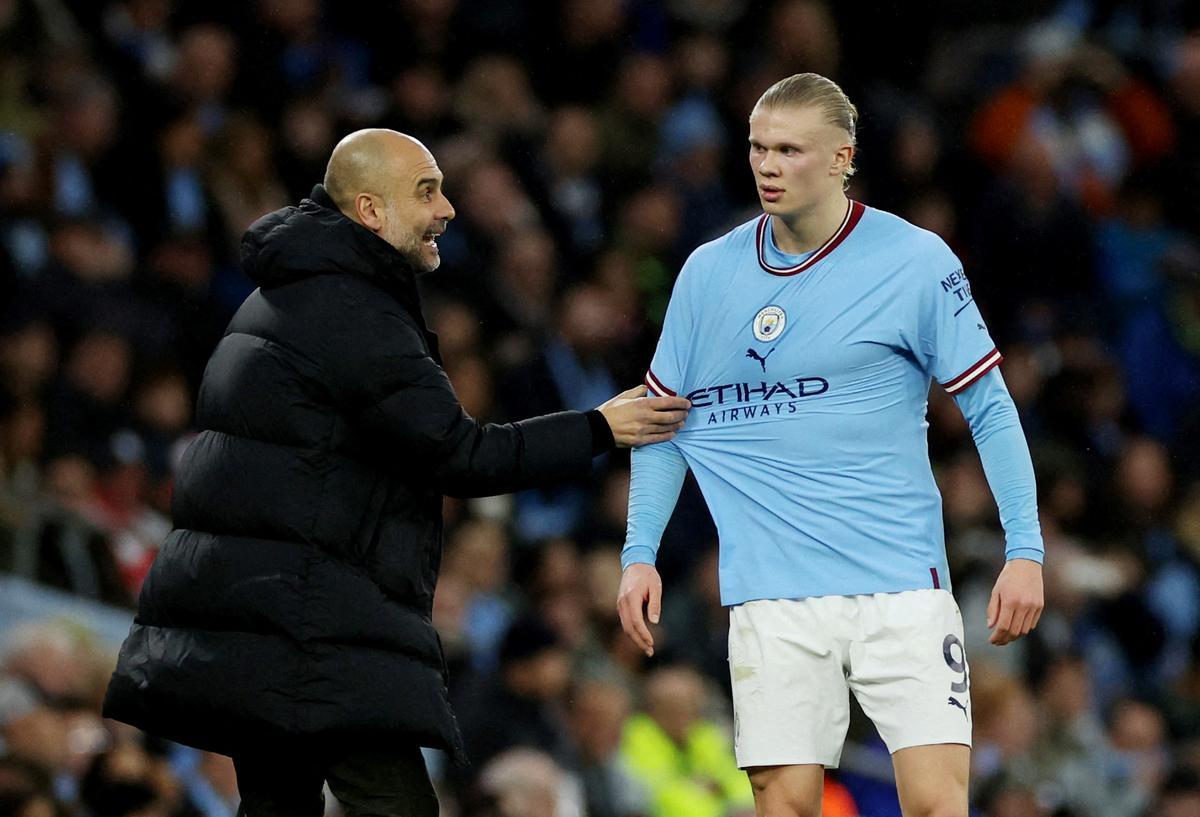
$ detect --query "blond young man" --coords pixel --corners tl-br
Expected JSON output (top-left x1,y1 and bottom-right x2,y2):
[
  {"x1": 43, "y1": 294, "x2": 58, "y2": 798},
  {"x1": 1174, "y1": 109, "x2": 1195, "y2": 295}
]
[{"x1": 618, "y1": 75, "x2": 1044, "y2": 817}]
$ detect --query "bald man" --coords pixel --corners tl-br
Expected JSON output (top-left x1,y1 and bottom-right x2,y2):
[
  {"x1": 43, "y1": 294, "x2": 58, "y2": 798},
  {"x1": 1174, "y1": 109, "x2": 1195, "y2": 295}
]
[{"x1": 104, "y1": 129, "x2": 690, "y2": 817}]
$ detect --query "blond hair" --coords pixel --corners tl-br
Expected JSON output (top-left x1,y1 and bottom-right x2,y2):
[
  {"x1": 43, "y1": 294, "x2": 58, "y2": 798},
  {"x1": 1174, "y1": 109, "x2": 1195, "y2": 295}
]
[{"x1": 753, "y1": 73, "x2": 858, "y2": 184}]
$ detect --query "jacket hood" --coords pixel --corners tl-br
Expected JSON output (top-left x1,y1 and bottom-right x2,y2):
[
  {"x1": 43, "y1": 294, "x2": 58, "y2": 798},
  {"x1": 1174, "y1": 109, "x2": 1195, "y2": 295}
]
[{"x1": 240, "y1": 184, "x2": 419, "y2": 293}]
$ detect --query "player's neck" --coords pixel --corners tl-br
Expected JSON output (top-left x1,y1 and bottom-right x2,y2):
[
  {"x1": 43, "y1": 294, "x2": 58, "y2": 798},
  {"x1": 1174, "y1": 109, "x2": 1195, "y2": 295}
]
[{"x1": 769, "y1": 193, "x2": 849, "y2": 255}]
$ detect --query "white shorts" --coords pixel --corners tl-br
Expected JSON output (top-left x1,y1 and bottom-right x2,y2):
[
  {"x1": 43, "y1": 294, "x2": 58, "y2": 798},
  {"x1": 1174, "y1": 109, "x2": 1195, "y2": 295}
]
[{"x1": 728, "y1": 589, "x2": 972, "y2": 769}]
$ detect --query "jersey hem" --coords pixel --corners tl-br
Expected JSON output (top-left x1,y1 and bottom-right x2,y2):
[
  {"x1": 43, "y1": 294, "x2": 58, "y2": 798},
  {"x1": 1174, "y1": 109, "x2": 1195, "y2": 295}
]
[
  {"x1": 722, "y1": 583, "x2": 954, "y2": 607},
  {"x1": 1004, "y1": 547, "x2": 1044, "y2": 564},
  {"x1": 620, "y1": 545, "x2": 657, "y2": 570}
]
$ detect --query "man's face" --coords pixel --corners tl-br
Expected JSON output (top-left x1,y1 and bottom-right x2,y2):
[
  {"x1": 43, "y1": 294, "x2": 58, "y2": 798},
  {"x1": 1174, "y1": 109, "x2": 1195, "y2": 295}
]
[
  {"x1": 381, "y1": 153, "x2": 455, "y2": 272},
  {"x1": 748, "y1": 103, "x2": 850, "y2": 217}
]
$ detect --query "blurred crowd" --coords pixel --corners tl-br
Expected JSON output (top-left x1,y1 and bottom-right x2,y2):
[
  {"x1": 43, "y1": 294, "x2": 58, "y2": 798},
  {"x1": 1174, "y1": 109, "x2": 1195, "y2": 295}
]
[{"x1": 1, "y1": 0, "x2": 1199, "y2": 815}]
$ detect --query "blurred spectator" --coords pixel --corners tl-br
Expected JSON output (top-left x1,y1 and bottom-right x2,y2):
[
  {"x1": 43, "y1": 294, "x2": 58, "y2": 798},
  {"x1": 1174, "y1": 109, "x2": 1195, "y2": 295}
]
[
  {"x1": 386, "y1": 64, "x2": 458, "y2": 141},
  {"x1": 454, "y1": 617, "x2": 576, "y2": 780},
  {"x1": 44, "y1": 330, "x2": 131, "y2": 465},
  {"x1": 969, "y1": 667, "x2": 1040, "y2": 805},
  {"x1": 0, "y1": 396, "x2": 44, "y2": 534},
  {"x1": 1152, "y1": 767, "x2": 1200, "y2": 817},
  {"x1": 276, "y1": 97, "x2": 337, "y2": 200},
  {"x1": 1119, "y1": 250, "x2": 1200, "y2": 444},
  {"x1": 242, "y1": 0, "x2": 372, "y2": 121},
  {"x1": 136, "y1": 107, "x2": 216, "y2": 244},
  {"x1": 970, "y1": 29, "x2": 1174, "y2": 214},
  {"x1": 481, "y1": 230, "x2": 560, "y2": 356},
  {"x1": 659, "y1": 547, "x2": 729, "y2": 693},
  {"x1": 968, "y1": 128, "x2": 1098, "y2": 337},
  {"x1": 441, "y1": 517, "x2": 515, "y2": 675},
  {"x1": 470, "y1": 747, "x2": 584, "y2": 817},
  {"x1": 126, "y1": 369, "x2": 191, "y2": 486},
  {"x1": 1094, "y1": 170, "x2": 1186, "y2": 330},
  {"x1": 206, "y1": 114, "x2": 288, "y2": 258},
  {"x1": 100, "y1": 0, "x2": 175, "y2": 90},
  {"x1": 34, "y1": 217, "x2": 137, "y2": 342},
  {"x1": 764, "y1": 0, "x2": 840, "y2": 79},
  {"x1": 500, "y1": 285, "x2": 620, "y2": 540},
  {"x1": 567, "y1": 678, "x2": 649, "y2": 817},
  {"x1": 0, "y1": 319, "x2": 56, "y2": 404},
  {"x1": 534, "y1": 107, "x2": 606, "y2": 262},
  {"x1": 455, "y1": 55, "x2": 545, "y2": 147},
  {"x1": 162, "y1": 24, "x2": 236, "y2": 135},
  {"x1": 1167, "y1": 33, "x2": 1200, "y2": 236},
  {"x1": 613, "y1": 185, "x2": 684, "y2": 324},
  {"x1": 1108, "y1": 698, "x2": 1171, "y2": 802},
  {"x1": 1031, "y1": 655, "x2": 1148, "y2": 817},
  {"x1": 38, "y1": 74, "x2": 122, "y2": 222},
  {"x1": 532, "y1": 0, "x2": 628, "y2": 105},
  {"x1": 619, "y1": 664, "x2": 754, "y2": 817},
  {"x1": 658, "y1": 95, "x2": 734, "y2": 252},
  {"x1": 0, "y1": 755, "x2": 58, "y2": 817},
  {"x1": 598, "y1": 53, "x2": 673, "y2": 193},
  {"x1": 170, "y1": 748, "x2": 239, "y2": 817}
]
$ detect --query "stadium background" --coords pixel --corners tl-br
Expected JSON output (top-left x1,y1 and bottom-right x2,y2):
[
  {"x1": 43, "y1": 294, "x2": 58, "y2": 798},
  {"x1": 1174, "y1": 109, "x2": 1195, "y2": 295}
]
[{"x1": 1, "y1": 0, "x2": 1199, "y2": 815}]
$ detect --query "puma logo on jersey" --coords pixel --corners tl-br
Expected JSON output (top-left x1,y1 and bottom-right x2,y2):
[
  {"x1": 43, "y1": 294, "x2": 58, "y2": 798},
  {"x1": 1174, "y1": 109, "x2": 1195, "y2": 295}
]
[
  {"x1": 947, "y1": 696, "x2": 968, "y2": 718},
  {"x1": 746, "y1": 348, "x2": 775, "y2": 372}
]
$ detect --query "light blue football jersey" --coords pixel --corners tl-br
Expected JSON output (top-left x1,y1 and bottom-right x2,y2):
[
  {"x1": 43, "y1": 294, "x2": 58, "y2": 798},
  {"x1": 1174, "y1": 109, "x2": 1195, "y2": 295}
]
[{"x1": 642, "y1": 201, "x2": 1003, "y2": 605}]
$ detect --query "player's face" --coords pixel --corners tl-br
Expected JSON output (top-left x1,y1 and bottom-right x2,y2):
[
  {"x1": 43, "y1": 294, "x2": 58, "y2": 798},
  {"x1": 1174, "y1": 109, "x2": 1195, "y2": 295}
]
[
  {"x1": 748, "y1": 104, "x2": 852, "y2": 216},
  {"x1": 382, "y1": 155, "x2": 455, "y2": 272}
]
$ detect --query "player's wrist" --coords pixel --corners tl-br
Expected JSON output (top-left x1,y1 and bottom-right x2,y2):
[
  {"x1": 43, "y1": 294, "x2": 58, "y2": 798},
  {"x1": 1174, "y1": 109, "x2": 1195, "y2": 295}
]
[{"x1": 620, "y1": 545, "x2": 657, "y2": 571}]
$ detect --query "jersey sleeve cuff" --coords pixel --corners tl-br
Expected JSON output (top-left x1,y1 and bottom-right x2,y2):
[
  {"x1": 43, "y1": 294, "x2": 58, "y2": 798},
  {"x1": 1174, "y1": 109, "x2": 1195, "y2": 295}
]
[
  {"x1": 644, "y1": 368, "x2": 677, "y2": 397},
  {"x1": 942, "y1": 348, "x2": 1003, "y2": 395},
  {"x1": 1004, "y1": 547, "x2": 1044, "y2": 564},
  {"x1": 621, "y1": 545, "x2": 657, "y2": 570}
]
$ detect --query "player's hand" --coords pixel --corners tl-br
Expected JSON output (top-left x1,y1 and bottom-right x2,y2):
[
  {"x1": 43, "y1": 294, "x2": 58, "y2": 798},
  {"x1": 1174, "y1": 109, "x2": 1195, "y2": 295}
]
[
  {"x1": 617, "y1": 563, "x2": 662, "y2": 657},
  {"x1": 987, "y1": 558, "x2": 1044, "y2": 646},
  {"x1": 597, "y1": 386, "x2": 690, "y2": 448}
]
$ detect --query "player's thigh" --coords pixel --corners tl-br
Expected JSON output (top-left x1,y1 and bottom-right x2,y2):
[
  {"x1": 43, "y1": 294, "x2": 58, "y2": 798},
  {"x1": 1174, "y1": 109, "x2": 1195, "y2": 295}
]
[
  {"x1": 892, "y1": 743, "x2": 969, "y2": 817},
  {"x1": 729, "y1": 599, "x2": 853, "y2": 769},
  {"x1": 745, "y1": 764, "x2": 824, "y2": 817},
  {"x1": 848, "y1": 590, "x2": 973, "y2": 754}
]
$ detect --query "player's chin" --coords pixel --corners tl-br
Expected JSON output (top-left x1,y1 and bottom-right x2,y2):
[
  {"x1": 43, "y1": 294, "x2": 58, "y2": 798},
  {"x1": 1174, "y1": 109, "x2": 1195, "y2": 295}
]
[{"x1": 758, "y1": 195, "x2": 787, "y2": 214}]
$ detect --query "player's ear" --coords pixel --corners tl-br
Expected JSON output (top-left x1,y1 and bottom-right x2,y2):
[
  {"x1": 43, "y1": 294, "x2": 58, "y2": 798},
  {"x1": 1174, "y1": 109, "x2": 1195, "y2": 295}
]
[{"x1": 830, "y1": 144, "x2": 854, "y2": 178}]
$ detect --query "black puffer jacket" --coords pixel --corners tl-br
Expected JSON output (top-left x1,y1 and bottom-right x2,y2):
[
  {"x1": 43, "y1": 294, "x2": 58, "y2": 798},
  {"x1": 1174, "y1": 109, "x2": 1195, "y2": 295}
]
[{"x1": 103, "y1": 186, "x2": 602, "y2": 760}]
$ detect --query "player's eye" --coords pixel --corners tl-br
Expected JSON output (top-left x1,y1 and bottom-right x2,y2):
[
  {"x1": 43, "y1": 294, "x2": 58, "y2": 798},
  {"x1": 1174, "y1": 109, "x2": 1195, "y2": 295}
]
[{"x1": 781, "y1": 146, "x2": 796, "y2": 156}]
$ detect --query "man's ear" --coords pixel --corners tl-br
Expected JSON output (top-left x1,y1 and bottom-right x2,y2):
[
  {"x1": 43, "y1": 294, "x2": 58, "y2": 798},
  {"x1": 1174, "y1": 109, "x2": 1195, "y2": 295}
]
[
  {"x1": 831, "y1": 144, "x2": 855, "y2": 177},
  {"x1": 354, "y1": 193, "x2": 384, "y2": 232}
]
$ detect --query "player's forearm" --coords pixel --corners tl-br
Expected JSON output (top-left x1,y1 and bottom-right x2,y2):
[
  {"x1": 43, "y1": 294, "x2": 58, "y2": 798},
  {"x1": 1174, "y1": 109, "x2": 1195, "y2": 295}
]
[
  {"x1": 953, "y1": 368, "x2": 1044, "y2": 562},
  {"x1": 622, "y1": 440, "x2": 689, "y2": 568}
]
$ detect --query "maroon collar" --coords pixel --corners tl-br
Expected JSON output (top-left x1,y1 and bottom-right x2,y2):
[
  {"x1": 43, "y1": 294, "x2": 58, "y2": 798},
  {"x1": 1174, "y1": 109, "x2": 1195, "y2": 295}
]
[{"x1": 756, "y1": 200, "x2": 866, "y2": 276}]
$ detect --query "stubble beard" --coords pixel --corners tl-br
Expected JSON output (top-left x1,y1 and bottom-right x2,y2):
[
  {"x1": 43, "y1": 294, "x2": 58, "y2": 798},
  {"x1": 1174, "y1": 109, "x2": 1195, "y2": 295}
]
[{"x1": 385, "y1": 221, "x2": 439, "y2": 273}]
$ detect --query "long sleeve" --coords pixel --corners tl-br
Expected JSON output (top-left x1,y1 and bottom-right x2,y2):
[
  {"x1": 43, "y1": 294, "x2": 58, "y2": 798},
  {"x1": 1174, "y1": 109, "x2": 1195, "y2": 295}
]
[
  {"x1": 326, "y1": 306, "x2": 599, "y2": 498},
  {"x1": 951, "y1": 367, "x2": 1044, "y2": 563},
  {"x1": 621, "y1": 440, "x2": 689, "y2": 569}
]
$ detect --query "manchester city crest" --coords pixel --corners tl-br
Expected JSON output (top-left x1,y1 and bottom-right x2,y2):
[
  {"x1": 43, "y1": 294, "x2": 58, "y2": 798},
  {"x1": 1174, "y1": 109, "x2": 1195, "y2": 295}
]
[{"x1": 752, "y1": 305, "x2": 786, "y2": 342}]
